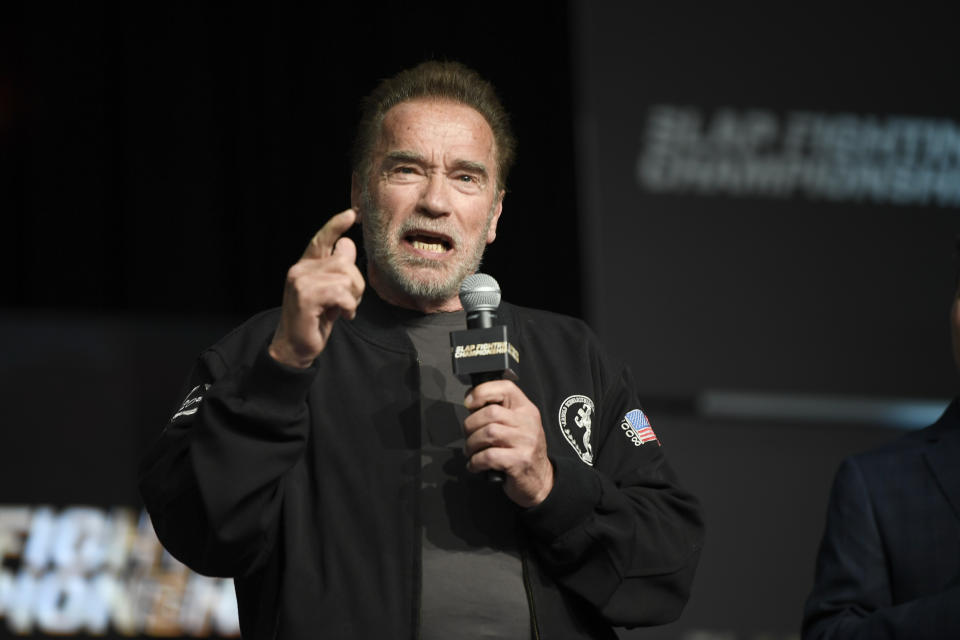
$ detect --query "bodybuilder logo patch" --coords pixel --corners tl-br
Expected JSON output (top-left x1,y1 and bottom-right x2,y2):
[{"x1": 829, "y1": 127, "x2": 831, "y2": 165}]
[
  {"x1": 558, "y1": 395, "x2": 595, "y2": 465},
  {"x1": 171, "y1": 384, "x2": 210, "y2": 421}
]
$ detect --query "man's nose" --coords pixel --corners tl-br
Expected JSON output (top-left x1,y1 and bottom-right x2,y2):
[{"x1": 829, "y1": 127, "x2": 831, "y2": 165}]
[{"x1": 417, "y1": 173, "x2": 452, "y2": 217}]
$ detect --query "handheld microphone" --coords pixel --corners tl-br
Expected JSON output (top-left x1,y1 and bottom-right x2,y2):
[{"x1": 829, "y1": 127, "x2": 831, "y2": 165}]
[{"x1": 450, "y1": 273, "x2": 519, "y2": 484}]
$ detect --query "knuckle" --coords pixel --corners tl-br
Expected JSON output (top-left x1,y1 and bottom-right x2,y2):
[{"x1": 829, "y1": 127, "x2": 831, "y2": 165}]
[
  {"x1": 483, "y1": 404, "x2": 503, "y2": 422},
  {"x1": 471, "y1": 449, "x2": 491, "y2": 468},
  {"x1": 286, "y1": 263, "x2": 305, "y2": 283},
  {"x1": 485, "y1": 422, "x2": 506, "y2": 444}
]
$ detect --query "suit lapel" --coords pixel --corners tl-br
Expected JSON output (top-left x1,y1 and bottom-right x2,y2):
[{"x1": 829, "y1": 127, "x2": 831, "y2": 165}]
[{"x1": 922, "y1": 400, "x2": 960, "y2": 522}]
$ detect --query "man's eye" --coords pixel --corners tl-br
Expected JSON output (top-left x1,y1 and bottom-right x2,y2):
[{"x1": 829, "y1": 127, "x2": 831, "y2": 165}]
[{"x1": 458, "y1": 174, "x2": 477, "y2": 183}]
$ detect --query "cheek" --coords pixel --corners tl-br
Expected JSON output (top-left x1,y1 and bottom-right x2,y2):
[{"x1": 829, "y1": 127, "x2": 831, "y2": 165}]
[
  {"x1": 463, "y1": 200, "x2": 496, "y2": 228},
  {"x1": 379, "y1": 185, "x2": 420, "y2": 215}
]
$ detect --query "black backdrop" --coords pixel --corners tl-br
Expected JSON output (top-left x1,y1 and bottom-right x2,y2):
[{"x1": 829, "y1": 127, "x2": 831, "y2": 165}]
[
  {"x1": 573, "y1": 3, "x2": 960, "y2": 402},
  {"x1": 2, "y1": 2, "x2": 580, "y2": 317}
]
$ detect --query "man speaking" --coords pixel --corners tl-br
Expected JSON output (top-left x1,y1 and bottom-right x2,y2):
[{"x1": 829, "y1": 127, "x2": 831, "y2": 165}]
[{"x1": 139, "y1": 61, "x2": 704, "y2": 639}]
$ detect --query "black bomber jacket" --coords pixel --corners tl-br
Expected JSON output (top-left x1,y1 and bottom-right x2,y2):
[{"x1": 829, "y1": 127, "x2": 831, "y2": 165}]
[{"x1": 139, "y1": 290, "x2": 704, "y2": 639}]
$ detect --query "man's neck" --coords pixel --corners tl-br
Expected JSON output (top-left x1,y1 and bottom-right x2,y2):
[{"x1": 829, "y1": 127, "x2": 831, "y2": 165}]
[{"x1": 368, "y1": 275, "x2": 462, "y2": 315}]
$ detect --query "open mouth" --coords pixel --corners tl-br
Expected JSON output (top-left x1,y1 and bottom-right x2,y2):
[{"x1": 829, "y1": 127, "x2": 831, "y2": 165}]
[{"x1": 405, "y1": 232, "x2": 453, "y2": 255}]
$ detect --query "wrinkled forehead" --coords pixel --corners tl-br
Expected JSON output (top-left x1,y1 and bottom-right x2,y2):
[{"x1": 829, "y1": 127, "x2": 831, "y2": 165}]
[{"x1": 375, "y1": 98, "x2": 497, "y2": 160}]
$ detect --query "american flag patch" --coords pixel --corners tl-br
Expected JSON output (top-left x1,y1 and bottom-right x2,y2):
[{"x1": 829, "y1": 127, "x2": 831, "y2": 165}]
[{"x1": 624, "y1": 409, "x2": 659, "y2": 445}]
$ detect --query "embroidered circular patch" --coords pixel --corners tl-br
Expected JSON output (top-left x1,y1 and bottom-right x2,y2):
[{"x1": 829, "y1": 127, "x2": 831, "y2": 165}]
[{"x1": 558, "y1": 395, "x2": 596, "y2": 465}]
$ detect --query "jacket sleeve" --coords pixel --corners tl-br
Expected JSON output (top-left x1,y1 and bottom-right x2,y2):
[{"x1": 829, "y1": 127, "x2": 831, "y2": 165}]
[
  {"x1": 138, "y1": 340, "x2": 317, "y2": 578},
  {"x1": 802, "y1": 458, "x2": 960, "y2": 640},
  {"x1": 520, "y1": 365, "x2": 704, "y2": 628}
]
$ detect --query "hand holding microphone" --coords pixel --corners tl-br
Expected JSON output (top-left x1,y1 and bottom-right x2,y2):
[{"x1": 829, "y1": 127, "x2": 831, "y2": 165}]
[
  {"x1": 451, "y1": 274, "x2": 517, "y2": 483},
  {"x1": 452, "y1": 275, "x2": 554, "y2": 506}
]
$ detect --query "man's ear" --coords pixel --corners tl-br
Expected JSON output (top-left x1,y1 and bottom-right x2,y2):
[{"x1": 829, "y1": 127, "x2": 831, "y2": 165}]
[
  {"x1": 486, "y1": 190, "x2": 505, "y2": 244},
  {"x1": 350, "y1": 173, "x2": 363, "y2": 223}
]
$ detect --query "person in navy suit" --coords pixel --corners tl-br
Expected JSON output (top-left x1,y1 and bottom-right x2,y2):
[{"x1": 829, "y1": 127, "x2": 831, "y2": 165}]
[{"x1": 802, "y1": 283, "x2": 960, "y2": 638}]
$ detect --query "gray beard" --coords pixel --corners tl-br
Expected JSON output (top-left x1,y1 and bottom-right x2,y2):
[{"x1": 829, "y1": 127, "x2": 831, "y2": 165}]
[{"x1": 361, "y1": 189, "x2": 493, "y2": 306}]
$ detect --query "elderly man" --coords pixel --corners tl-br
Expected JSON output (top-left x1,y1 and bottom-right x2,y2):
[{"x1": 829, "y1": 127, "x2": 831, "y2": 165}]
[{"x1": 139, "y1": 61, "x2": 703, "y2": 639}]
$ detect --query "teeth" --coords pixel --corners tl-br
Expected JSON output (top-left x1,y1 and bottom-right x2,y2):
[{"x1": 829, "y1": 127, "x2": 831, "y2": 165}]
[{"x1": 412, "y1": 240, "x2": 446, "y2": 253}]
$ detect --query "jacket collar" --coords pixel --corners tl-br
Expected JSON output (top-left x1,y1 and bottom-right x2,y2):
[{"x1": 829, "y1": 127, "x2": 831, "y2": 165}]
[
  {"x1": 344, "y1": 283, "x2": 522, "y2": 359},
  {"x1": 344, "y1": 287, "x2": 417, "y2": 353}
]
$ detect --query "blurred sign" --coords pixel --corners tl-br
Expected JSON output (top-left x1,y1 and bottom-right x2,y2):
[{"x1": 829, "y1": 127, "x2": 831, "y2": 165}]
[
  {"x1": 0, "y1": 506, "x2": 238, "y2": 637},
  {"x1": 638, "y1": 106, "x2": 960, "y2": 207}
]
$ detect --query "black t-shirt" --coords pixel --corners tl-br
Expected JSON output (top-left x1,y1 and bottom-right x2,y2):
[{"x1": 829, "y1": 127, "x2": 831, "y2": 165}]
[{"x1": 401, "y1": 309, "x2": 529, "y2": 639}]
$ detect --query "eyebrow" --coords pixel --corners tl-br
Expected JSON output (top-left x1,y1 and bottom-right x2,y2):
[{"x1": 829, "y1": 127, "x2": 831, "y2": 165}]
[
  {"x1": 452, "y1": 159, "x2": 490, "y2": 179},
  {"x1": 384, "y1": 150, "x2": 425, "y2": 165},
  {"x1": 383, "y1": 151, "x2": 490, "y2": 179}
]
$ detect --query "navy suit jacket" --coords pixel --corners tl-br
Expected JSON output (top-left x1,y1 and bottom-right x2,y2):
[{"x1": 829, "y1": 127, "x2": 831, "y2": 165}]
[{"x1": 803, "y1": 399, "x2": 960, "y2": 639}]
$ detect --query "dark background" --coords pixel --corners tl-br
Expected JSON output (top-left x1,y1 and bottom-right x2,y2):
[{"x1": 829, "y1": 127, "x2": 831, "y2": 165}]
[
  {"x1": 1, "y1": 2, "x2": 580, "y2": 318},
  {"x1": 3, "y1": 3, "x2": 959, "y2": 639},
  {"x1": 574, "y1": 3, "x2": 960, "y2": 401}
]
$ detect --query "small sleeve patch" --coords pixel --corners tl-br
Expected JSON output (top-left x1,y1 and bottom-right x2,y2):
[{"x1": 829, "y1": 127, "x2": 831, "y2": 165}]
[
  {"x1": 620, "y1": 409, "x2": 661, "y2": 446},
  {"x1": 171, "y1": 384, "x2": 211, "y2": 421}
]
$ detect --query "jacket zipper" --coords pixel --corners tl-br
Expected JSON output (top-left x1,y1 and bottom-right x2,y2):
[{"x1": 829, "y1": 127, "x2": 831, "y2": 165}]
[
  {"x1": 412, "y1": 353, "x2": 423, "y2": 640},
  {"x1": 521, "y1": 549, "x2": 542, "y2": 639}
]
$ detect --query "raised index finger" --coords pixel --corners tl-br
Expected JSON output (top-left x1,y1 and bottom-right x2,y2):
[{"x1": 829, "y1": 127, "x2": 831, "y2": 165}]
[{"x1": 303, "y1": 209, "x2": 358, "y2": 259}]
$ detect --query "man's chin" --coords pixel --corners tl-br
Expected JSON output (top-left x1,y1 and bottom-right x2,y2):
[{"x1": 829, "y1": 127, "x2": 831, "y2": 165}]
[
  {"x1": 399, "y1": 275, "x2": 460, "y2": 301},
  {"x1": 369, "y1": 247, "x2": 482, "y2": 306},
  {"x1": 383, "y1": 263, "x2": 461, "y2": 302}
]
